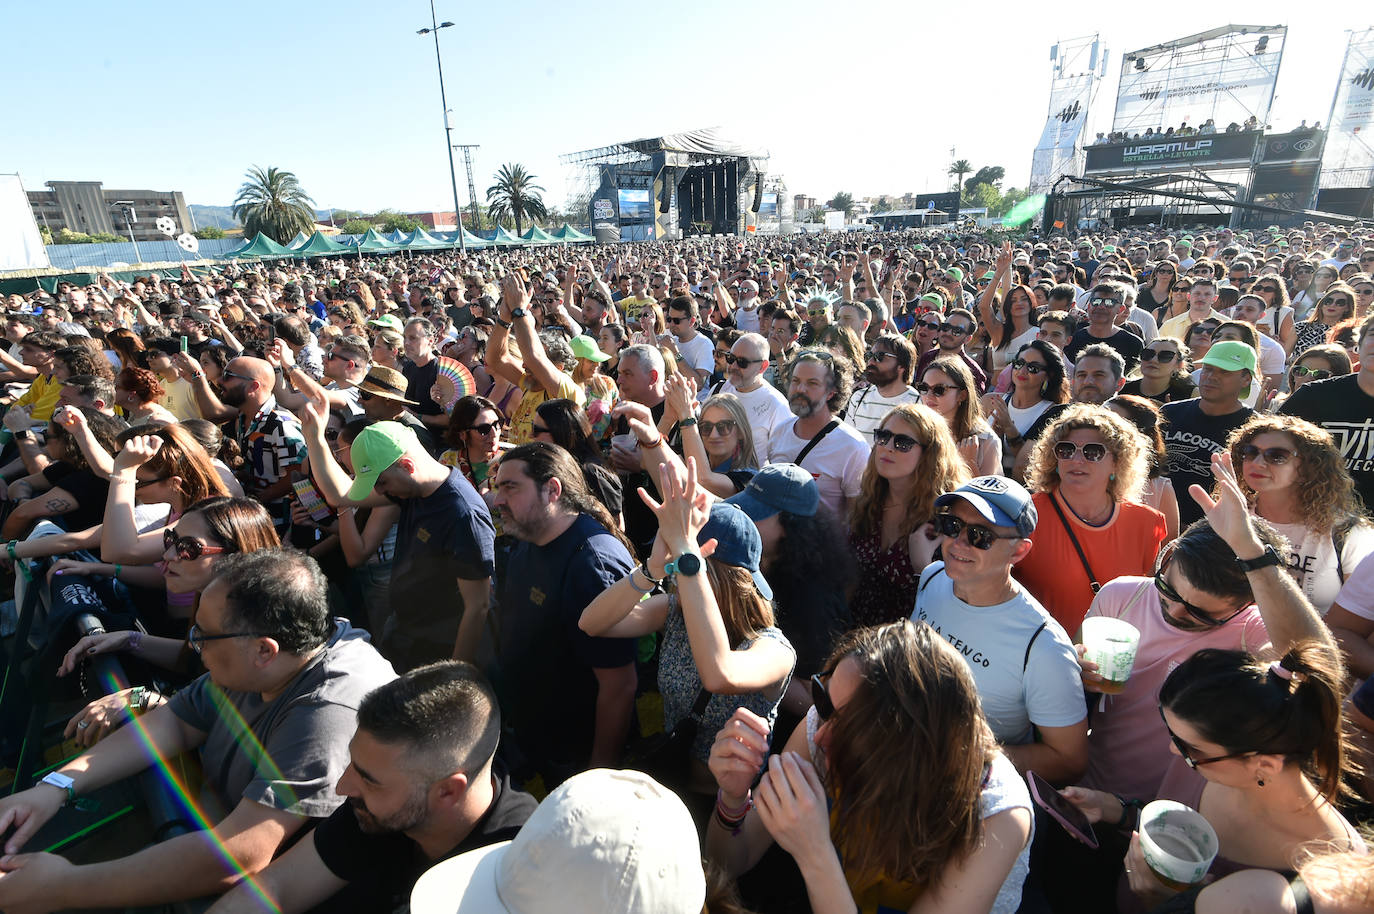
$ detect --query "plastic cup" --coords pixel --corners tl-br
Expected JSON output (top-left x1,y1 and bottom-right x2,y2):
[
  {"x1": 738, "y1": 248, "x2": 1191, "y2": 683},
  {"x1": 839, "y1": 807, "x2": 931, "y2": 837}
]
[
  {"x1": 1080, "y1": 617, "x2": 1140, "y2": 694},
  {"x1": 1138, "y1": 801, "x2": 1219, "y2": 890}
]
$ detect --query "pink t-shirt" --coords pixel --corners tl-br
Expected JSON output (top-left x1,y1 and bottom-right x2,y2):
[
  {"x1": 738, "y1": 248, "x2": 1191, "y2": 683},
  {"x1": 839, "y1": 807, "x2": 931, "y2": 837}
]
[{"x1": 1079, "y1": 577, "x2": 1269, "y2": 800}]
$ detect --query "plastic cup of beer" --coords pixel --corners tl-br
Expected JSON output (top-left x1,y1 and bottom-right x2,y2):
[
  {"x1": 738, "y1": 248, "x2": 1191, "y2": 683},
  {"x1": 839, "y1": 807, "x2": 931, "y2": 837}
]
[
  {"x1": 1080, "y1": 617, "x2": 1140, "y2": 694},
  {"x1": 1138, "y1": 800, "x2": 1219, "y2": 890}
]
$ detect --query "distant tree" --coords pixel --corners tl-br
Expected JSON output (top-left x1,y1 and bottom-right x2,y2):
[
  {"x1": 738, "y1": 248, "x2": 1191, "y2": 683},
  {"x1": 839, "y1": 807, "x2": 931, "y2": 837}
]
[
  {"x1": 964, "y1": 166, "x2": 1006, "y2": 193},
  {"x1": 965, "y1": 182, "x2": 1002, "y2": 213},
  {"x1": 826, "y1": 192, "x2": 855, "y2": 218},
  {"x1": 377, "y1": 210, "x2": 420, "y2": 233},
  {"x1": 947, "y1": 159, "x2": 973, "y2": 191},
  {"x1": 486, "y1": 163, "x2": 547, "y2": 235},
  {"x1": 340, "y1": 218, "x2": 374, "y2": 235},
  {"x1": 39, "y1": 226, "x2": 52, "y2": 245},
  {"x1": 804, "y1": 207, "x2": 826, "y2": 223},
  {"x1": 330, "y1": 209, "x2": 362, "y2": 223},
  {"x1": 872, "y1": 196, "x2": 892, "y2": 214},
  {"x1": 231, "y1": 165, "x2": 317, "y2": 244},
  {"x1": 994, "y1": 187, "x2": 1028, "y2": 217},
  {"x1": 52, "y1": 228, "x2": 122, "y2": 244},
  {"x1": 194, "y1": 226, "x2": 227, "y2": 240}
]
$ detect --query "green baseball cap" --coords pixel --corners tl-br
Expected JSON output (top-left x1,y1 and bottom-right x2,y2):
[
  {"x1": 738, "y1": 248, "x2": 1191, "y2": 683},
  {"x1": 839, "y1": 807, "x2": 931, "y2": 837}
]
[
  {"x1": 569, "y1": 334, "x2": 609, "y2": 363},
  {"x1": 945, "y1": 267, "x2": 965, "y2": 282},
  {"x1": 1198, "y1": 340, "x2": 1257, "y2": 396},
  {"x1": 919, "y1": 293, "x2": 944, "y2": 308},
  {"x1": 367, "y1": 314, "x2": 404, "y2": 331},
  {"x1": 345, "y1": 421, "x2": 418, "y2": 501}
]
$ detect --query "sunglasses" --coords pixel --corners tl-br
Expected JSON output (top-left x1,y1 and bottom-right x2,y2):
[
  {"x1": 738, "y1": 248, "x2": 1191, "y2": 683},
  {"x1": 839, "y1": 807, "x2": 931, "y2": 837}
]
[
  {"x1": 222, "y1": 368, "x2": 255, "y2": 383},
  {"x1": 807, "y1": 308, "x2": 829, "y2": 318},
  {"x1": 916, "y1": 320, "x2": 943, "y2": 332},
  {"x1": 1172, "y1": 284, "x2": 1192, "y2": 292},
  {"x1": 666, "y1": 315, "x2": 690, "y2": 325},
  {"x1": 864, "y1": 350, "x2": 896, "y2": 363},
  {"x1": 722, "y1": 354, "x2": 762, "y2": 369},
  {"x1": 186, "y1": 622, "x2": 270, "y2": 656},
  {"x1": 1292, "y1": 365, "x2": 1331, "y2": 380},
  {"x1": 698, "y1": 419, "x2": 737, "y2": 437},
  {"x1": 811, "y1": 670, "x2": 836, "y2": 720},
  {"x1": 1140, "y1": 349, "x2": 1178, "y2": 363},
  {"x1": 939, "y1": 322, "x2": 971, "y2": 335},
  {"x1": 1354, "y1": 287, "x2": 1374, "y2": 295},
  {"x1": 915, "y1": 382, "x2": 958, "y2": 396},
  {"x1": 1238, "y1": 444, "x2": 1295, "y2": 465},
  {"x1": 466, "y1": 421, "x2": 503, "y2": 435},
  {"x1": 872, "y1": 428, "x2": 921, "y2": 452},
  {"x1": 1193, "y1": 325, "x2": 1219, "y2": 336},
  {"x1": 1154, "y1": 548, "x2": 1248, "y2": 628},
  {"x1": 1011, "y1": 358, "x2": 1046, "y2": 374},
  {"x1": 1054, "y1": 441, "x2": 1108, "y2": 462},
  {"x1": 1088, "y1": 297, "x2": 1122, "y2": 308},
  {"x1": 163, "y1": 528, "x2": 227, "y2": 561},
  {"x1": 934, "y1": 512, "x2": 1020, "y2": 550},
  {"x1": 530, "y1": 424, "x2": 551, "y2": 436},
  {"x1": 1325, "y1": 298, "x2": 1353, "y2": 308},
  {"x1": 136, "y1": 475, "x2": 170, "y2": 490},
  {"x1": 1159, "y1": 705, "x2": 1253, "y2": 770}
]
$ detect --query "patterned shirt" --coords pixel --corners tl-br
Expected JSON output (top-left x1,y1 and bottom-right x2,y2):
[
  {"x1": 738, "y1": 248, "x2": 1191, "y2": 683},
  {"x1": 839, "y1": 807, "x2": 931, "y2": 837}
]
[{"x1": 235, "y1": 396, "x2": 306, "y2": 492}]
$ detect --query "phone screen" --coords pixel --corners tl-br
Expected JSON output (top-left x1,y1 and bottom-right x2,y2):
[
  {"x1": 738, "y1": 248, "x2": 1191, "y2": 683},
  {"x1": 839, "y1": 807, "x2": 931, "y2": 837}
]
[{"x1": 1026, "y1": 771, "x2": 1097, "y2": 848}]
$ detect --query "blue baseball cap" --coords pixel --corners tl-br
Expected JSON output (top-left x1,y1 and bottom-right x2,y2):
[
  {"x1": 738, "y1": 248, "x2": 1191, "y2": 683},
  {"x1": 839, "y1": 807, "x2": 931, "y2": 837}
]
[
  {"x1": 935, "y1": 475, "x2": 1037, "y2": 537},
  {"x1": 724, "y1": 464, "x2": 819, "y2": 521},
  {"x1": 699, "y1": 502, "x2": 772, "y2": 600}
]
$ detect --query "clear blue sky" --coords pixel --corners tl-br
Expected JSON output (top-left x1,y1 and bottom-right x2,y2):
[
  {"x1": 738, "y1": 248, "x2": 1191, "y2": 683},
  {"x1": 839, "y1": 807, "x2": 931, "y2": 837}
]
[{"x1": 1, "y1": 1, "x2": 1358, "y2": 217}]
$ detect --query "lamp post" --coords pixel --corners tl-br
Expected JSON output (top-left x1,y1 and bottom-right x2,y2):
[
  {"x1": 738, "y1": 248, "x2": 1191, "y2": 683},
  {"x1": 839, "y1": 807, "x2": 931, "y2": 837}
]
[{"x1": 417, "y1": 1, "x2": 466, "y2": 255}]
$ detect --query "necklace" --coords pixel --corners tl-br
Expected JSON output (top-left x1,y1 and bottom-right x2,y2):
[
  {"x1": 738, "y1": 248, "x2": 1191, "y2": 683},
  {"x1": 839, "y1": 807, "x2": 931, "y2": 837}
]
[{"x1": 1060, "y1": 490, "x2": 1114, "y2": 527}]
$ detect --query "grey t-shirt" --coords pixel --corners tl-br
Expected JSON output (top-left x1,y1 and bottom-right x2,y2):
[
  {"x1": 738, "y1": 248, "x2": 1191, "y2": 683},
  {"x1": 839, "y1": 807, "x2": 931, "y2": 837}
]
[
  {"x1": 911, "y1": 563, "x2": 1085, "y2": 745},
  {"x1": 169, "y1": 620, "x2": 396, "y2": 818}
]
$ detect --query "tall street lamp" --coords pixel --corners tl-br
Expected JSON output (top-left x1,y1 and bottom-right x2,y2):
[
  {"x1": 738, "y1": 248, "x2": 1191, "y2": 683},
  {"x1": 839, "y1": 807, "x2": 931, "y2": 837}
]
[{"x1": 417, "y1": 1, "x2": 466, "y2": 255}]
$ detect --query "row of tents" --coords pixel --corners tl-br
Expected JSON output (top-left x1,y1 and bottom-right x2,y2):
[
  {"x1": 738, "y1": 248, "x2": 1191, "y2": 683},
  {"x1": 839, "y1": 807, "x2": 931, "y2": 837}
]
[{"x1": 219, "y1": 224, "x2": 594, "y2": 260}]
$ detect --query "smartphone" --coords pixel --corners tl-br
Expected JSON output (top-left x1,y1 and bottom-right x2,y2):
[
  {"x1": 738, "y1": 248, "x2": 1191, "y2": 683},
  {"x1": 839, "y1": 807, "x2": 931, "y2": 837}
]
[
  {"x1": 1026, "y1": 771, "x2": 1098, "y2": 849},
  {"x1": 179, "y1": 336, "x2": 188, "y2": 353}
]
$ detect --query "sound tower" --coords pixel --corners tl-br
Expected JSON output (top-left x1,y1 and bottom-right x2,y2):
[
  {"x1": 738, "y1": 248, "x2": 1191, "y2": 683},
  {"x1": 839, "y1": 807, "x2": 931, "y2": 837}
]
[
  {"x1": 751, "y1": 175, "x2": 763, "y2": 214},
  {"x1": 725, "y1": 163, "x2": 738, "y2": 226}
]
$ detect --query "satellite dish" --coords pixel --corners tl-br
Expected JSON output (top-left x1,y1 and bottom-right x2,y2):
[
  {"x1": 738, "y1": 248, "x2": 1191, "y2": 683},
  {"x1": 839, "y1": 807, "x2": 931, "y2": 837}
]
[
  {"x1": 176, "y1": 233, "x2": 200, "y2": 253},
  {"x1": 155, "y1": 216, "x2": 178, "y2": 237}
]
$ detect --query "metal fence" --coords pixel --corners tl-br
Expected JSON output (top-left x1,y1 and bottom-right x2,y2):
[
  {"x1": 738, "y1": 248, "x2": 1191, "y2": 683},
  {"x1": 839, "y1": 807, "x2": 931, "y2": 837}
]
[{"x1": 43, "y1": 238, "x2": 245, "y2": 271}]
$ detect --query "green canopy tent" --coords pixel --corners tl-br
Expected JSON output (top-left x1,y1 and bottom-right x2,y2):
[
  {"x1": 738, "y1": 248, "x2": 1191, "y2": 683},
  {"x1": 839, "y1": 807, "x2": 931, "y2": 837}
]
[
  {"x1": 355, "y1": 228, "x2": 399, "y2": 252},
  {"x1": 218, "y1": 233, "x2": 294, "y2": 260},
  {"x1": 519, "y1": 225, "x2": 557, "y2": 244},
  {"x1": 552, "y1": 223, "x2": 595, "y2": 243},
  {"x1": 286, "y1": 231, "x2": 310, "y2": 250},
  {"x1": 400, "y1": 228, "x2": 449, "y2": 250},
  {"x1": 487, "y1": 226, "x2": 523, "y2": 246},
  {"x1": 444, "y1": 228, "x2": 490, "y2": 249},
  {"x1": 290, "y1": 231, "x2": 350, "y2": 257}
]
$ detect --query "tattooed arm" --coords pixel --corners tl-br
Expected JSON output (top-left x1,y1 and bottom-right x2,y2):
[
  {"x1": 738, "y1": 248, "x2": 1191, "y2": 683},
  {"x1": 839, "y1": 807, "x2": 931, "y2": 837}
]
[{"x1": 1, "y1": 487, "x2": 80, "y2": 541}]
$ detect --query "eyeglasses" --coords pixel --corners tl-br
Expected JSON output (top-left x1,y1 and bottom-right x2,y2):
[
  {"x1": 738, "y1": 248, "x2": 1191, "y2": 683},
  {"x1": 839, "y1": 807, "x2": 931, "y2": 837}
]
[
  {"x1": 1153, "y1": 547, "x2": 1248, "y2": 628},
  {"x1": 466, "y1": 421, "x2": 503, "y2": 435},
  {"x1": 1171, "y1": 284, "x2": 1192, "y2": 292},
  {"x1": 1325, "y1": 298, "x2": 1353, "y2": 308},
  {"x1": 939, "y1": 322, "x2": 970, "y2": 335},
  {"x1": 163, "y1": 528, "x2": 227, "y2": 561},
  {"x1": 1354, "y1": 287, "x2": 1374, "y2": 296},
  {"x1": 933, "y1": 512, "x2": 1021, "y2": 550},
  {"x1": 1011, "y1": 358, "x2": 1046, "y2": 374},
  {"x1": 864, "y1": 350, "x2": 896, "y2": 363},
  {"x1": 135, "y1": 475, "x2": 170, "y2": 490},
  {"x1": 1159, "y1": 705, "x2": 1253, "y2": 770},
  {"x1": 358, "y1": 391, "x2": 375, "y2": 402},
  {"x1": 1140, "y1": 349, "x2": 1178, "y2": 364},
  {"x1": 222, "y1": 368, "x2": 255, "y2": 383},
  {"x1": 811, "y1": 669, "x2": 836, "y2": 720},
  {"x1": 915, "y1": 382, "x2": 958, "y2": 396},
  {"x1": 807, "y1": 308, "x2": 829, "y2": 318},
  {"x1": 1292, "y1": 365, "x2": 1331, "y2": 380},
  {"x1": 1193, "y1": 324, "x2": 1219, "y2": 337},
  {"x1": 1254, "y1": 285, "x2": 1280, "y2": 294},
  {"x1": 1053, "y1": 441, "x2": 1108, "y2": 462},
  {"x1": 187, "y1": 622, "x2": 270, "y2": 656},
  {"x1": 699, "y1": 419, "x2": 737, "y2": 437},
  {"x1": 873, "y1": 428, "x2": 921, "y2": 452},
  {"x1": 1239, "y1": 444, "x2": 1295, "y2": 465}
]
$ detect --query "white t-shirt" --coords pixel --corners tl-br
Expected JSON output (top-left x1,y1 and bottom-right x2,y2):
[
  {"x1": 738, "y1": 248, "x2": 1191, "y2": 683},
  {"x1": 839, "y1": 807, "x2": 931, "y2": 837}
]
[
  {"x1": 842, "y1": 384, "x2": 922, "y2": 442},
  {"x1": 734, "y1": 302, "x2": 761, "y2": 334},
  {"x1": 1334, "y1": 551, "x2": 1374, "y2": 621},
  {"x1": 991, "y1": 326, "x2": 1040, "y2": 372},
  {"x1": 1258, "y1": 306, "x2": 1294, "y2": 343},
  {"x1": 1268, "y1": 519, "x2": 1374, "y2": 615},
  {"x1": 912, "y1": 563, "x2": 1087, "y2": 745},
  {"x1": 1256, "y1": 331, "x2": 1286, "y2": 376},
  {"x1": 676, "y1": 332, "x2": 715, "y2": 378},
  {"x1": 1130, "y1": 306, "x2": 1159, "y2": 344},
  {"x1": 766, "y1": 417, "x2": 870, "y2": 518},
  {"x1": 718, "y1": 379, "x2": 793, "y2": 460}
]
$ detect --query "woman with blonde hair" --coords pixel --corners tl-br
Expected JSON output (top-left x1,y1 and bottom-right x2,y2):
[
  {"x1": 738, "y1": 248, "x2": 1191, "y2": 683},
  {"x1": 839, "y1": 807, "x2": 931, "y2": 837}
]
[
  {"x1": 816, "y1": 324, "x2": 865, "y2": 369},
  {"x1": 664, "y1": 377, "x2": 760, "y2": 498},
  {"x1": 370, "y1": 328, "x2": 404, "y2": 370},
  {"x1": 706, "y1": 620, "x2": 1032, "y2": 913},
  {"x1": 631, "y1": 300, "x2": 668, "y2": 347},
  {"x1": 1016, "y1": 404, "x2": 1168, "y2": 634},
  {"x1": 848, "y1": 404, "x2": 968, "y2": 628},
  {"x1": 919, "y1": 356, "x2": 1001, "y2": 477},
  {"x1": 1227, "y1": 414, "x2": 1374, "y2": 615}
]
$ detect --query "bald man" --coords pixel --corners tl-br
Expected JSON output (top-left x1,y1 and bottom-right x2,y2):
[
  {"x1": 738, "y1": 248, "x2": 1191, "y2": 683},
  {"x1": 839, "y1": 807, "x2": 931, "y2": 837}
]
[{"x1": 718, "y1": 332, "x2": 791, "y2": 458}]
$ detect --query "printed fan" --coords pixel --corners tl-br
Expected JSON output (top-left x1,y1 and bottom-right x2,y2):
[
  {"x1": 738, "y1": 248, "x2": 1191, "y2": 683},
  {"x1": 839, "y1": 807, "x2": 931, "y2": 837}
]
[{"x1": 433, "y1": 357, "x2": 476, "y2": 411}]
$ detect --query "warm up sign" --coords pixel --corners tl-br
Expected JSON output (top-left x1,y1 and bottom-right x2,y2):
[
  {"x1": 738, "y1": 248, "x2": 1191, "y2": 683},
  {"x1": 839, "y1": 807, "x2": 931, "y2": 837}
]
[{"x1": 1085, "y1": 132, "x2": 1259, "y2": 172}]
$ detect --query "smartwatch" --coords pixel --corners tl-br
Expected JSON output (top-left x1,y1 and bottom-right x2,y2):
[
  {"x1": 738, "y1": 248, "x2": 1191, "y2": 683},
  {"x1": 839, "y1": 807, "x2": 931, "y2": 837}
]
[
  {"x1": 664, "y1": 553, "x2": 702, "y2": 577},
  {"x1": 1235, "y1": 545, "x2": 1282, "y2": 573},
  {"x1": 41, "y1": 771, "x2": 75, "y2": 805}
]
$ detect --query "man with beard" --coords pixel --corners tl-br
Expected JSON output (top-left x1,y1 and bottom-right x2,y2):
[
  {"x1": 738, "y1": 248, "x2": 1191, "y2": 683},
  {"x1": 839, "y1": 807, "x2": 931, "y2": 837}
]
[
  {"x1": 188, "y1": 355, "x2": 306, "y2": 531},
  {"x1": 766, "y1": 349, "x2": 869, "y2": 519},
  {"x1": 300, "y1": 410, "x2": 495, "y2": 672},
  {"x1": 843, "y1": 332, "x2": 920, "y2": 442},
  {"x1": 490, "y1": 443, "x2": 637, "y2": 787},
  {"x1": 717, "y1": 332, "x2": 791, "y2": 458},
  {"x1": 1063, "y1": 282, "x2": 1144, "y2": 373},
  {"x1": 914, "y1": 307, "x2": 988, "y2": 394},
  {"x1": 205, "y1": 662, "x2": 536, "y2": 914},
  {"x1": 1030, "y1": 460, "x2": 1328, "y2": 914}
]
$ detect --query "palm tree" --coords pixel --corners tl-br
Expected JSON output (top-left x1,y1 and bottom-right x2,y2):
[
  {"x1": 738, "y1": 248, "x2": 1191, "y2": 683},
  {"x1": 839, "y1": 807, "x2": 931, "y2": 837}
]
[
  {"x1": 826, "y1": 192, "x2": 855, "y2": 219},
  {"x1": 231, "y1": 166, "x2": 317, "y2": 244},
  {"x1": 947, "y1": 159, "x2": 972, "y2": 191},
  {"x1": 486, "y1": 163, "x2": 547, "y2": 235}
]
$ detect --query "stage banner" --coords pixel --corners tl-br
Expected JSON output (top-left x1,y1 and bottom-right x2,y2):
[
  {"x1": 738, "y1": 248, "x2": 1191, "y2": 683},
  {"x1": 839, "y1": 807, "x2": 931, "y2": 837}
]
[
  {"x1": 1323, "y1": 28, "x2": 1374, "y2": 181},
  {"x1": 1113, "y1": 51, "x2": 1280, "y2": 136},
  {"x1": 1030, "y1": 73, "x2": 1094, "y2": 193},
  {"x1": 1085, "y1": 132, "x2": 1259, "y2": 172},
  {"x1": 0, "y1": 175, "x2": 51, "y2": 272}
]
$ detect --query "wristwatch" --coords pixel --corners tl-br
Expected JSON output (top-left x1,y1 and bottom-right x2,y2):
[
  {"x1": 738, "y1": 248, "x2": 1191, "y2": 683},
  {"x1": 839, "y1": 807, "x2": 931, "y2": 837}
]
[
  {"x1": 511, "y1": 307, "x2": 529, "y2": 320},
  {"x1": 41, "y1": 771, "x2": 75, "y2": 805},
  {"x1": 679, "y1": 416, "x2": 698, "y2": 427},
  {"x1": 1235, "y1": 545, "x2": 1282, "y2": 573},
  {"x1": 494, "y1": 316, "x2": 512, "y2": 329},
  {"x1": 664, "y1": 553, "x2": 702, "y2": 577}
]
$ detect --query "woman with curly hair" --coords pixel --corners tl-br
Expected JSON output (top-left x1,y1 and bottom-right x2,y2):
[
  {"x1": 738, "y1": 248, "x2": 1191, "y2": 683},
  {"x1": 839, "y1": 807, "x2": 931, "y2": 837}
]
[
  {"x1": 706, "y1": 620, "x2": 1032, "y2": 914},
  {"x1": 1227, "y1": 414, "x2": 1374, "y2": 614},
  {"x1": 848, "y1": 404, "x2": 968, "y2": 628},
  {"x1": 115, "y1": 366, "x2": 178, "y2": 426},
  {"x1": 919, "y1": 356, "x2": 1000, "y2": 477},
  {"x1": 1016, "y1": 404, "x2": 1168, "y2": 633}
]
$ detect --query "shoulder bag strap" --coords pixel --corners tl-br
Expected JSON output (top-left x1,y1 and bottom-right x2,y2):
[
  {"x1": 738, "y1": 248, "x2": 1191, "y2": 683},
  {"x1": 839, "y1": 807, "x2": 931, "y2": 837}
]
[
  {"x1": 1048, "y1": 492, "x2": 1102, "y2": 594},
  {"x1": 1333, "y1": 520, "x2": 1352, "y2": 584},
  {"x1": 1023, "y1": 621, "x2": 1049, "y2": 672},
  {"x1": 688, "y1": 685, "x2": 713, "y2": 721},
  {"x1": 794, "y1": 420, "x2": 840, "y2": 468}
]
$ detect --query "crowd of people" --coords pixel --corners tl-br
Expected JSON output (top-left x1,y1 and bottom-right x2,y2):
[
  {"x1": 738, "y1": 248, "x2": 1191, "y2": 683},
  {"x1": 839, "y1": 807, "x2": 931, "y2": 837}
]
[
  {"x1": 1091, "y1": 114, "x2": 1317, "y2": 145},
  {"x1": 0, "y1": 219, "x2": 1371, "y2": 913}
]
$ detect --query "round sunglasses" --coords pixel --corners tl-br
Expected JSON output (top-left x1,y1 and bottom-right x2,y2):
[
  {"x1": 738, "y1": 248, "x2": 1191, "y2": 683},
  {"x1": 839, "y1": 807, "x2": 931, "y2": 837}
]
[
  {"x1": 1053, "y1": 441, "x2": 1108, "y2": 462},
  {"x1": 1238, "y1": 444, "x2": 1295, "y2": 465}
]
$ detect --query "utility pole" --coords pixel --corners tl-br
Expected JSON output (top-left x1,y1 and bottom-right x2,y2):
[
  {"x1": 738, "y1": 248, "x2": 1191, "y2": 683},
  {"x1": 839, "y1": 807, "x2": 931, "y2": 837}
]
[
  {"x1": 454, "y1": 144, "x2": 481, "y2": 233},
  {"x1": 416, "y1": 1, "x2": 465, "y2": 254}
]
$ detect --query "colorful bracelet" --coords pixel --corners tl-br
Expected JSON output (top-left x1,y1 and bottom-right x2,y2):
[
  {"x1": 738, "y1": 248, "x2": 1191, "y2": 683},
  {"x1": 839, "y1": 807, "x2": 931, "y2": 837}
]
[{"x1": 626, "y1": 567, "x2": 655, "y2": 595}]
